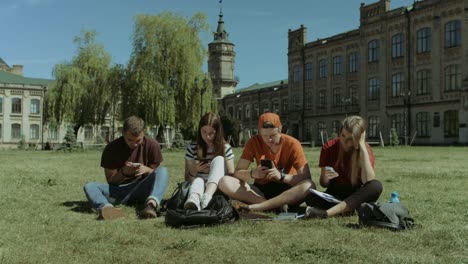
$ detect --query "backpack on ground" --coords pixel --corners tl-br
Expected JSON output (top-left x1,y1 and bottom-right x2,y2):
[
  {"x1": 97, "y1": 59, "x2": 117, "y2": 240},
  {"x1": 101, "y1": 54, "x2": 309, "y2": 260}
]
[
  {"x1": 358, "y1": 202, "x2": 415, "y2": 231},
  {"x1": 161, "y1": 182, "x2": 239, "y2": 228}
]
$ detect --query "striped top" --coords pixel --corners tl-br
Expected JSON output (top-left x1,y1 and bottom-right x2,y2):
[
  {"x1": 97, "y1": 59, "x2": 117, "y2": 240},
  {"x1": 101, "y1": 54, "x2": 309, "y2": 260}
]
[{"x1": 185, "y1": 142, "x2": 235, "y2": 161}]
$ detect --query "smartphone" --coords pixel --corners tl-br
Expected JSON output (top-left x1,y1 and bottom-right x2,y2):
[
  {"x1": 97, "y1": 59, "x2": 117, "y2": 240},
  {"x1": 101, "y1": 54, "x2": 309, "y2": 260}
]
[
  {"x1": 325, "y1": 166, "x2": 335, "y2": 173},
  {"x1": 260, "y1": 159, "x2": 273, "y2": 169},
  {"x1": 200, "y1": 158, "x2": 212, "y2": 164},
  {"x1": 131, "y1": 162, "x2": 141, "y2": 167}
]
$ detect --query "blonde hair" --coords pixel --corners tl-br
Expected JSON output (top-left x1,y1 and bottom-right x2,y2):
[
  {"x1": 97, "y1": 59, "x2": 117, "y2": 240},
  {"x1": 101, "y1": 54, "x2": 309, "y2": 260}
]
[{"x1": 339, "y1": 115, "x2": 367, "y2": 186}]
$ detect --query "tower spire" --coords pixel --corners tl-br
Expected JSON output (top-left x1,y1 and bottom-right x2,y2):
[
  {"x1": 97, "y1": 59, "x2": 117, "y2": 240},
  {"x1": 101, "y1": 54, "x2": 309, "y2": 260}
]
[{"x1": 214, "y1": 0, "x2": 229, "y2": 41}]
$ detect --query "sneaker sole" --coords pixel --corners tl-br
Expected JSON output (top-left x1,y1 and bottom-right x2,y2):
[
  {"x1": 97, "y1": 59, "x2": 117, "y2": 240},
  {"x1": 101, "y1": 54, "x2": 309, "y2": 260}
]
[
  {"x1": 184, "y1": 202, "x2": 200, "y2": 211},
  {"x1": 101, "y1": 207, "x2": 124, "y2": 220}
]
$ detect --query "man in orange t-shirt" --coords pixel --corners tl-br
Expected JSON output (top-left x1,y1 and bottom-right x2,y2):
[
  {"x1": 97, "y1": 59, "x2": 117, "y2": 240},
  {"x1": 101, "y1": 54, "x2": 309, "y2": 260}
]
[{"x1": 219, "y1": 113, "x2": 316, "y2": 212}]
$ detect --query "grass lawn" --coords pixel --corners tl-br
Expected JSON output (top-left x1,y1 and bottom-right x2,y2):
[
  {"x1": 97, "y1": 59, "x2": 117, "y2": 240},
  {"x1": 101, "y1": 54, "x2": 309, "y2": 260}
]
[{"x1": 0, "y1": 146, "x2": 467, "y2": 264}]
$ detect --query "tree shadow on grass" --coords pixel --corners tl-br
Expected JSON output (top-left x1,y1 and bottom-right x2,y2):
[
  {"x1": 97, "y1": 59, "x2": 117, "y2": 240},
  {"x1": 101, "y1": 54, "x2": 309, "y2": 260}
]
[{"x1": 62, "y1": 201, "x2": 94, "y2": 214}]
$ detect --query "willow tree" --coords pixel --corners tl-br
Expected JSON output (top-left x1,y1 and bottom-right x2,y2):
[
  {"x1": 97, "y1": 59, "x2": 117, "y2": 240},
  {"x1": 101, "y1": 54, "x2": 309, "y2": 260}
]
[
  {"x1": 48, "y1": 30, "x2": 112, "y2": 136},
  {"x1": 125, "y1": 12, "x2": 211, "y2": 132}
]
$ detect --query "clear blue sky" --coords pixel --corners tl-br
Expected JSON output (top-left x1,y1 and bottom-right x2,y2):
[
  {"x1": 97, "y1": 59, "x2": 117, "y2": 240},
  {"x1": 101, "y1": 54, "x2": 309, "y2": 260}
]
[{"x1": 0, "y1": 0, "x2": 412, "y2": 89}]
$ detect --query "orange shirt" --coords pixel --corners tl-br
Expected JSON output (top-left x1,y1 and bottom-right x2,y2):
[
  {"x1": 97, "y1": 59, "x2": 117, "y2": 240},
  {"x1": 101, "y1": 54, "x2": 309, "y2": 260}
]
[{"x1": 240, "y1": 134, "x2": 308, "y2": 185}]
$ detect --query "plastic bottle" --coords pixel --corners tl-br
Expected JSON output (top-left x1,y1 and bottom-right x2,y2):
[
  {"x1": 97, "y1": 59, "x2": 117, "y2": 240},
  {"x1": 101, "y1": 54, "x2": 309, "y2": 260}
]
[{"x1": 390, "y1": 192, "x2": 400, "y2": 203}]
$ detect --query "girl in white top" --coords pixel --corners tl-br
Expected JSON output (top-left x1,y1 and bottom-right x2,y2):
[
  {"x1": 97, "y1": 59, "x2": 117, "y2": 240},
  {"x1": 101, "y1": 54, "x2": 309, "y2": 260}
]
[{"x1": 184, "y1": 112, "x2": 235, "y2": 210}]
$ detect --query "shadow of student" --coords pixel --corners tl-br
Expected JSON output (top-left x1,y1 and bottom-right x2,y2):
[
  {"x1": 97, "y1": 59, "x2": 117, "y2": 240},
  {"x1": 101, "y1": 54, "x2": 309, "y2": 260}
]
[{"x1": 62, "y1": 201, "x2": 94, "y2": 214}]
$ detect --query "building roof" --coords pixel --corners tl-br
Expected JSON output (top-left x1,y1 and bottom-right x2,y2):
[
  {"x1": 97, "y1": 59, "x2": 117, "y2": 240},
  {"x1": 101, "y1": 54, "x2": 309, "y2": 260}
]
[
  {"x1": 0, "y1": 70, "x2": 54, "y2": 86},
  {"x1": 235, "y1": 79, "x2": 288, "y2": 93},
  {"x1": 0, "y1": 57, "x2": 8, "y2": 66}
]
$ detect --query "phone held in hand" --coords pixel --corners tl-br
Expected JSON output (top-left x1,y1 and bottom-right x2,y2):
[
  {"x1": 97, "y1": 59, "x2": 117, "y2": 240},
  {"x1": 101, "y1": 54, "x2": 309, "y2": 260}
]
[
  {"x1": 260, "y1": 159, "x2": 273, "y2": 169},
  {"x1": 131, "y1": 163, "x2": 141, "y2": 167},
  {"x1": 200, "y1": 158, "x2": 212, "y2": 164},
  {"x1": 325, "y1": 166, "x2": 335, "y2": 173}
]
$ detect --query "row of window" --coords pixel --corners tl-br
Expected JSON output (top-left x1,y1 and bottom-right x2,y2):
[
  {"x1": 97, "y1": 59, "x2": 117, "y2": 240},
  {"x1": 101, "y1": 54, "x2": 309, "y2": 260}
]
[
  {"x1": 303, "y1": 110, "x2": 459, "y2": 141},
  {"x1": 292, "y1": 20, "x2": 462, "y2": 82},
  {"x1": 368, "y1": 65, "x2": 461, "y2": 101},
  {"x1": 0, "y1": 124, "x2": 41, "y2": 140},
  {"x1": 228, "y1": 99, "x2": 288, "y2": 120},
  {"x1": 0, "y1": 97, "x2": 41, "y2": 114}
]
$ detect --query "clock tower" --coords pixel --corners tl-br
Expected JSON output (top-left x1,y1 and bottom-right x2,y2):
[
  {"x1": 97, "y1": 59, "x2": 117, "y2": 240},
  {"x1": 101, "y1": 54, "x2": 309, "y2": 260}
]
[{"x1": 208, "y1": 8, "x2": 238, "y2": 99}]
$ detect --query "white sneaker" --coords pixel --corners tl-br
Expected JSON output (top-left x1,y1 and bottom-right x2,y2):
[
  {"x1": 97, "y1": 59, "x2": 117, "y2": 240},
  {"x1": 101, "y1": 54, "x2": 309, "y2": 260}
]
[
  {"x1": 184, "y1": 193, "x2": 201, "y2": 211},
  {"x1": 200, "y1": 194, "x2": 212, "y2": 209}
]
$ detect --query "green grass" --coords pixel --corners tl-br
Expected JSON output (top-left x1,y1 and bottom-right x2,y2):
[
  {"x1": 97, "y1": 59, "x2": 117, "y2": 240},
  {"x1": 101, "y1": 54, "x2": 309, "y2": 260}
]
[{"x1": 0, "y1": 147, "x2": 467, "y2": 264}]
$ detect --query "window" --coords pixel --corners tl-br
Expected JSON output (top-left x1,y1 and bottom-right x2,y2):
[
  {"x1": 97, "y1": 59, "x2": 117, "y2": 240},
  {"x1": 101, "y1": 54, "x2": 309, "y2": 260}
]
[
  {"x1": 390, "y1": 113, "x2": 404, "y2": 137},
  {"x1": 368, "y1": 39, "x2": 379, "y2": 62},
  {"x1": 273, "y1": 101, "x2": 280, "y2": 114},
  {"x1": 237, "y1": 106, "x2": 242, "y2": 119},
  {"x1": 11, "y1": 124, "x2": 21, "y2": 139},
  {"x1": 391, "y1": 73, "x2": 404, "y2": 97},
  {"x1": 30, "y1": 124, "x2": 39, "y2": 140},
  {"x1": 245, "y1": 105, "x2": 251, "y2": 119},
  {"x1": 416, "y1": 112, "x2": 430, "y2": 137},
  {"x1": 0, "y1": 97, "x2": 3, "y2": 114},
  {"x1": 348, "y1": 52, "x2": 359, "y2": 73},
  {"x1": 262, "y1": 101, "x2": 269, "y2": 113},
  {"x1": 368, "y1": 116, "x2": 380, "y2": 138},
  {"x1": 391, "y1": 33, "x2": 404, "y2": 58},
  {"x1": 433, "y1": 112, "x2": 440, "y2": 127},
  {"x1": 350, "y1": 86, "x2": 358, "y2": 105},
  {"x1": 306, "y1": 93, "x2": 313, "y2": 109},
  {"x1": 281, "y1": 100, "x2": 288, "y2": 114},
  {"x1": 332, "y1": 120, "x2": 341, "y2": 136},
  {"x1": 444, "y1": 110, "x2": 458, "y2": 137},
  {"x1": 417, "y1": 27, "x2": 431, "y2": 53},
  {"x1": 12, "y1": 98, "x2": 22, "y2": 114},
  {"x1": 253, "y1": 103, "x2": 259, "y2": 117},
  {"x1": 416, "y1": 70, "x2": 431, "y2": 95},
  {"x1": 318, "y1": 90, "x2": 327, "y2": 109},
  {"x1": 445, "y1": 20, "x2": 461, "y2": 48},
  {"x1": 84, "y1": 126, "x2": 93, "y2": 141},
  {"x1": 333, "y1": 88, "x2": 342, "y2": 107},
  {"x1": 30, "y1": 99, "x2": 40, "y2": 114},
  {"x1": 317, "y1": 121, "x2": 327, "y2": 142},
  {"x1": 293, "y1": 64, "x2": 300, "y2": 82},
  {"x1": 305, "y1": 63, "x2": 313, "y2": 80},
  {"x1": 319, "y1": 59, "x2": 327, "y2": 79},
  {"x1": 444, "y1": 65, "x2": 461, "y2": 92},
  {"x1": 368, "y1": 78, "x2": 380, "y2": 101},
  {"x1": 101, "y1": 126, "x2": 110, "y2": 143},
  {"x1": 333, "y1": 56, "x2": 342, "y2": 75}
]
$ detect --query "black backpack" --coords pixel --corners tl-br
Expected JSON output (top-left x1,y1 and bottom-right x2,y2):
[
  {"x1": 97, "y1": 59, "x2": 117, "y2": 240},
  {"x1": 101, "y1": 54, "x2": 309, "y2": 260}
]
[
  {"x1": 358, "y1": 202, "x2": 415, "y2": 231},
  {"x1": 161, "y1": 182, "x2": 239, "y2": 228}
]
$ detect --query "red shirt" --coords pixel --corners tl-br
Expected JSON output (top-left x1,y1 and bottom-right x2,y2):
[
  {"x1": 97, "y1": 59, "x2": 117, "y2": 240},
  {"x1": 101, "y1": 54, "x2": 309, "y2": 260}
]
[{"x1": 319, "y1": 138, "x2": 375, "y2": 186}]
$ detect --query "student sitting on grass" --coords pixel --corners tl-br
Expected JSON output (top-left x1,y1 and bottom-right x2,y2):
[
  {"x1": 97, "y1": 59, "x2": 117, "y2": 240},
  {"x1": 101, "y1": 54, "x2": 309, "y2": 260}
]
[
  {"x1": 219, "y1": 112, "x2": 315, "y2": 212},
  {"x1": 183, "y1": 112, "x2": 235, "y2": 210},
  {"x1": 305, "y1": 115, "x2": 382, "y2": 219},
  {"x1": 83, "y1": 116, "x2": 169, "y2": 220}
]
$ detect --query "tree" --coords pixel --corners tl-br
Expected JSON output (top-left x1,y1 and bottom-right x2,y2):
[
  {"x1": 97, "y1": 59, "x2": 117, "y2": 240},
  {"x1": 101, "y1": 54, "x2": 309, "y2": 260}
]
[
  {"x1": 125, "y1": 12, "x2": 211, "y2": 134},
  {"x1": 47, "y1": 30, "x2": 112, "y2": 137},
  {"x1": 390, "y1": 127, "x2": 400, "y2": 146}
]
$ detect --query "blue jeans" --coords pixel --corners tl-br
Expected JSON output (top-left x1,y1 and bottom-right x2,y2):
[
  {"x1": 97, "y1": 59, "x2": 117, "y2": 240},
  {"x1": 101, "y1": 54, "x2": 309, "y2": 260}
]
[{"x1": 84, "y1": 166, "x2": 169, "y2": 210}]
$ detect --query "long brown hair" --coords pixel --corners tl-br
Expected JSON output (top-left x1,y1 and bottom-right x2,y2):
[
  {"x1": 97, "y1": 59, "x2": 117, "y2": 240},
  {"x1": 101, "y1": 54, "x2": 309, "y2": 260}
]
[
  {"x1": 337, "y1": 115, "x2": 367, "y2": 186},
  {"x1": 196, "y1": 112, "x2": 226, "y2": 159}
]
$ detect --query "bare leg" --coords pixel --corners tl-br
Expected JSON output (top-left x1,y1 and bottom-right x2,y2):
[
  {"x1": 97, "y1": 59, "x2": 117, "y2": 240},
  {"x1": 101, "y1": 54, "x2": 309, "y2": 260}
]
[
  {"x1": 249, "y1": 179, "x2": 313, "y2": 211},
  {"x1": 218, "y1": 176, "x2": 266, "y2": 204},
  {"x1": 325, "y1": 202, "x2": 351, "y2": 217}
]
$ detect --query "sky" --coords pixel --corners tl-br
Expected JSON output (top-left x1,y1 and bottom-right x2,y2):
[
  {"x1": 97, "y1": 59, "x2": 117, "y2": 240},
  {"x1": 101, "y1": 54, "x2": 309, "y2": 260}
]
[{"x1": 0, "y1": 0, "x2": 413, "y2": 89}]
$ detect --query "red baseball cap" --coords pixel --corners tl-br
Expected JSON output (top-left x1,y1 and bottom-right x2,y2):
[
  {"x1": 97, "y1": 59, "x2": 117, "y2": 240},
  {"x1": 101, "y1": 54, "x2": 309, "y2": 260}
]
[{"x1": 258, "y1": 113, "x2": 282, "y2": 129}]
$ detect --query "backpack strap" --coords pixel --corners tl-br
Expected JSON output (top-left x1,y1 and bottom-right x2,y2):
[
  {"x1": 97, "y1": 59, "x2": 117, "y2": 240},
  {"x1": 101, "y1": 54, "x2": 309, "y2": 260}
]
[{"x1": 365, "y1": 220, "x2": 400, "y2": 230}]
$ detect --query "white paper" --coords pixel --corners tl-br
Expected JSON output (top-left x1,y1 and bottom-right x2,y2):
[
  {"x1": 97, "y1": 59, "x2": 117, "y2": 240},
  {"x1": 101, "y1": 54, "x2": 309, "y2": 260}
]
[{"x1": 309, "y1": 189, "x2": 342, "y2": 204}]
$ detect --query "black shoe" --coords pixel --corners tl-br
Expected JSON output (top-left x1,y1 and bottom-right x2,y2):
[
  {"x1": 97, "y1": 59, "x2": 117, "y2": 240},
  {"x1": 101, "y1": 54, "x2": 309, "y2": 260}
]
[
  {"x1": 140, "y1": 203, "x2": 158, "y2": 219},
  {"x1": 305, "y1": 206, "x2": 328, "y2": 219}
]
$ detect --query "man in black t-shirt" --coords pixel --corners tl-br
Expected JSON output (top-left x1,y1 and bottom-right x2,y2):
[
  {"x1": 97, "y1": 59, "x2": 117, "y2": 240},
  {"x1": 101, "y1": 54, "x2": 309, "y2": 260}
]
[{"x1": 84, "y1": 116, "x2": 169, "y2": 220}]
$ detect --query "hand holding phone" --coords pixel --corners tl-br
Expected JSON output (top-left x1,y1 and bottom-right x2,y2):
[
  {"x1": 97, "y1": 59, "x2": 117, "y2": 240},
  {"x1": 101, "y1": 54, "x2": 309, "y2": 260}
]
[
  {"x1": 325, "y1": 166, "x2": 335, "y2": 173},
  {"x1": 131, "y1": 162, "x2": 141, "y2": 167},
  {"x1": 260, "y1": 159, "x2": 273, "y2": 169}
]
